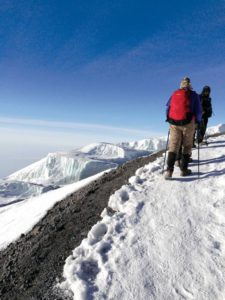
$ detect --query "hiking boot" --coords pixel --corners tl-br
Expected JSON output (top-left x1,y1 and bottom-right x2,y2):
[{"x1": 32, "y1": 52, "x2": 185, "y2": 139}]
[
  {"x1": 164, "y1": 152, "x2": 176, "y2": 179},
  {"x1": 180, "y1": 154, "x2": 191, "y2": 170},
  {"x1": 167, "y1": 152, "x2": 176, "y2": 169},
  {"x1": 164, "y1": 170, "x2": 173, "y2": 179},
  {"x1": 180, "y1": 169, "x2": 192, "y2": 176}
]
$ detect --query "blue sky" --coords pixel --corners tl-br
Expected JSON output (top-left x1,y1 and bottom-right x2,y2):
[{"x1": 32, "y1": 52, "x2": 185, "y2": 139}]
[{"x1": 0, "y1": 0, "x2": 225, "y2": 177}]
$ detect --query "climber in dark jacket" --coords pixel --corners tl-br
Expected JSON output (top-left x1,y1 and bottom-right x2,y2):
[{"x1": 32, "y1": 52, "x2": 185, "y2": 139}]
[{"x1": 198, "y1": 86, "x2": 213, "y2": 143}]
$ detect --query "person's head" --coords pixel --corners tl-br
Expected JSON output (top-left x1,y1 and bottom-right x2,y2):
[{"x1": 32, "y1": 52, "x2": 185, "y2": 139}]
[
  {"x1": 180, "y1": 77, "x2": 192, "y2": 90},
  {"x1": 201, "y1": 86, "x2": 211, "y2": 96}
]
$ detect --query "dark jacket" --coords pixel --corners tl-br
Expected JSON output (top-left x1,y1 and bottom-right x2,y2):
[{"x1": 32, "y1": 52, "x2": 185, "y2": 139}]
[{"x1": 200, "y1": 95, "x2": 212, "y2": 118}]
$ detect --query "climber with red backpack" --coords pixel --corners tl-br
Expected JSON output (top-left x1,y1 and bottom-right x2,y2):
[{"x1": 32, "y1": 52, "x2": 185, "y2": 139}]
[{"x1": 164, "y1": 77, "x2": 202, "y2": 179}]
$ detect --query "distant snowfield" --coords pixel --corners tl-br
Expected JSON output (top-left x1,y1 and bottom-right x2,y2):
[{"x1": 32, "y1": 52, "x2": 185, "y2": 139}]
[
  {"x1": 6, "y1": 142, "x2": 151, "y2": 186},
  {"x1": 59, "y1": 134, "x2": 225, "y2": 300},
  {"x1": 1, "y1": 124, "x2": 224, "y2": 204},
  {"x1": 0, "y1": 170, "x2": 110, "y2": 250},
  {"x1": 0, "y1": 142, "x2": 151, "y2": 203},
  {"x1": 206, "y1": 123, "x2": 225, "y2": 135}
]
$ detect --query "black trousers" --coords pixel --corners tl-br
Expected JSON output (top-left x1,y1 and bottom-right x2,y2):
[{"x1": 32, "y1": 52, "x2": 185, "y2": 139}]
[{"x1": 199, "y1": 116, "x2": 208, "y2": 142}]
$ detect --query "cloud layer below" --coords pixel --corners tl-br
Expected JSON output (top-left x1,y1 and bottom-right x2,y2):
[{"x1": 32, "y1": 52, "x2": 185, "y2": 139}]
[{"x1": 0, "y1": 117, "x2": 163, "y2": 178}]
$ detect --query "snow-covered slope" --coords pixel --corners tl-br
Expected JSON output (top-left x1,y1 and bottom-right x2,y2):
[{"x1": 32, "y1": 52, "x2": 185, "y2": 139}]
[
  {"x1": 79, "y1": 142, "x2": 143, "y2": 160},
  {"x1": 0, "y1": 180, "x2": 58, "y2": 207},
  {"x1": 7, "y1": 152, "x2": 117, "y2": 185},
  {"x1": 59, "y1": 133, "x2": 225, "y2": 300},
  {"x1": 206, "y1": 123, "x2": 225, "y2": 135},
  {"x1": 0, "y1": 142, "x2": 150, "y2": 204},
  {"x1": 120, "y1": 136, "x2": 167, "y2": 152},
  {"x1": 0, "y1": 170, "x2": 109, "y2": 250},
  {"x1": 7, "y1": 143, "x2": 150, "y2": 186}
]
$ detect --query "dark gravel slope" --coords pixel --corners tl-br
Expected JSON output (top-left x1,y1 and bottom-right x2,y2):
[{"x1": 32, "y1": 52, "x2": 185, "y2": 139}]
[{"x1": 0, "y1": 150, "x2": 164, "y2": 300}]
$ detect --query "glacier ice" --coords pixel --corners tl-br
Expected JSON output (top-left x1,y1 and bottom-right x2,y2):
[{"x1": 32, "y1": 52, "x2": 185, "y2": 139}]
[{"x1": 0, "y1": 141, "x2": 157, "y2": 205}]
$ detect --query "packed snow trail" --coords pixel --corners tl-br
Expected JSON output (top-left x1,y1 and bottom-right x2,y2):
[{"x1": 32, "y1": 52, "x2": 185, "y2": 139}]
[
  {"x1": 60, "y1": 135, "x2": 225, "y2": 300},
  {"x1": 0, "y1": 150, "x2": 165, "y2": 300}
]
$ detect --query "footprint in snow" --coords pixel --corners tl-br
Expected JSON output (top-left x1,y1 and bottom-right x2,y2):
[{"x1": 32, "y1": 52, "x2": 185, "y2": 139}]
[
  {"x1": 213, "y1": 241, "x2": 221, "y2": 251},
  {"x1": 77, "y1": 260, "x2": 100, "y2": 299},
  {"x1": 173, "y1": 285, "x2": 194, "y2": 299},
  {"x1": 88, "y1": 223, "x2": 108, "y2": 246},
  {"x1": 129, "y1": 175, "x2": 144, "y2": 185},
  {"x1": 96, "y1": 241, "x2": 112, "y2": 263}
]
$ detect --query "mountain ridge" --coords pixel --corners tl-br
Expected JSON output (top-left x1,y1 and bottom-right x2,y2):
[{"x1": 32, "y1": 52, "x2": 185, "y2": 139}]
[{"x1": 0, "y1": 139, "x2": 164, "y2": 204}]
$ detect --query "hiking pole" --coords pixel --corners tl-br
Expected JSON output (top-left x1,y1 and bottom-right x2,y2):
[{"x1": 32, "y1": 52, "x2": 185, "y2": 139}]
[
  {"x1": 198, "y1": 141, "x2": 200, "y2": 178},
  {"x1": 162, "y1": 129, "x2": 170, "y2": 174},
  {"x1": 204, "y1": 123, "x2": 209, "y2": 145},
  {"x1": 202, "y1": 119, "x2": 207, "y2": 145},
  {"x1": 205, "y1": 131, "x2": 208, "y2": 145},
  {"x1": 197, "y1": 125, "x2": 200, "y2": 178}
]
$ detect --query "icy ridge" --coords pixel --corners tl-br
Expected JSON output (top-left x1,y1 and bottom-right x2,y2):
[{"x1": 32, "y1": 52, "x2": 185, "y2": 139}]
[
  {"x1": 120, "y1": 136, "x2": 167, "y2": 152},
  {"x1": 0, "y1": 142, "x2": 151, "y2": 204},
  {"x1": 7, "y1": 152, "x2": 117, "y2": 185}
]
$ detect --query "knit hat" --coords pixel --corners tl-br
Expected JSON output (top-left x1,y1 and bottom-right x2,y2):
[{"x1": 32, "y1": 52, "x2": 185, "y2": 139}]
[
  {"x1": 201, "y1": 85, "x2": 211, "y2": 94},
  {"x1": 180, "y1": 77, "x2": 192, "y2": 90}
]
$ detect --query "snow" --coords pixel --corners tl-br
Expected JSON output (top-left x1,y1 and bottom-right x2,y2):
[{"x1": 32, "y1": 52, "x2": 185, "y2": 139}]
[
  {"x1": 59, "y1": 133, "x2": 225, "y2": 300},
  {"x1": 1, "y1": 142, "x2": 150, "y2": 203},
  {"x1": 1, "y1": 125, "x2": 222, "y2": 205},
  {"x1": 1, "y1": 124, "x2": 225, "y2": 299},
  {"x1": 0, "y1": 180, "x2": 58, "y2": 206},
  {"x1": 206, "y1": 123, "x2": 225, "y2": 135},
  {"x1": 78, "y1": 142, "x2": 137, "y2": 159},
  {"x1": 7, "y1": 142, "x2": 149, "y2": 186},
  {"x1": 0, "y1": 170, "x2": 110, "y2": 250},
  {"x1": 6, "y1": 151, "x2": 117, "y2": 185},
  {"x1": 120, "y1": 136, "x2": 167, "y2": 152}
]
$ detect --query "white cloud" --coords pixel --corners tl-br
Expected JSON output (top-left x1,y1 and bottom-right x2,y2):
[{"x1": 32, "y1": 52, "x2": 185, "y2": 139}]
[{"x1": 0, "y1": 116, "x2": 154, "y2": 136}]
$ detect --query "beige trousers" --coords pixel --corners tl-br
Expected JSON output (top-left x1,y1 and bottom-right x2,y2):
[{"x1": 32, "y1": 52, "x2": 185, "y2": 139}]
[{"x1": 168, "y1": 121, "x2": 195, "y2": 155}]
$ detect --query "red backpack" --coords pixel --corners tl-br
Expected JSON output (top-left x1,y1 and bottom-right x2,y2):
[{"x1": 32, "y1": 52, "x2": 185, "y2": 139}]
[{"x1": 167, "y1": 89, "x2": 193, "y2": 125}]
